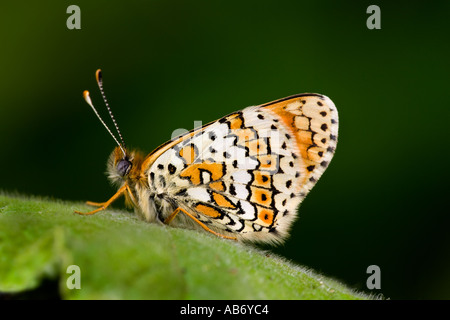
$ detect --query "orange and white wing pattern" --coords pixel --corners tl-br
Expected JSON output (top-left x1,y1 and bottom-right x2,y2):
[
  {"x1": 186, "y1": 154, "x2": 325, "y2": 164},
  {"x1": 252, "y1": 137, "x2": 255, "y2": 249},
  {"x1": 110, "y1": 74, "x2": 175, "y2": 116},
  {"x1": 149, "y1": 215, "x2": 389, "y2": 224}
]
[{"x1": 144, "y1": 94, "x2": 338, "y2": 244}]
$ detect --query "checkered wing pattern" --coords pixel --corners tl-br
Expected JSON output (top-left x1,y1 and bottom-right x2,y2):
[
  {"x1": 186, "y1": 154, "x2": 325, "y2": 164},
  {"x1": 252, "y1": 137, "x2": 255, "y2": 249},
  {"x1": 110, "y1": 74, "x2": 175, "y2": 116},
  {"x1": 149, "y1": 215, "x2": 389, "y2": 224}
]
[{"x1": 144, "y1": 94, "x2": 338, "y2": 244}]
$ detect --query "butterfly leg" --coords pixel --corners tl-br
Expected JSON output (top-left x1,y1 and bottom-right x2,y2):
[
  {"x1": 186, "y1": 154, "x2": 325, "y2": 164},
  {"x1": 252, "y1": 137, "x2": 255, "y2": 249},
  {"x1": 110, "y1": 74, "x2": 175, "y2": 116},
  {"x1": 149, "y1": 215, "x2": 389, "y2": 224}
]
[
  {"x1": 75, "y1": 184, "x2": 128, "y2": 215},
  {"x1": 85, "y1": 185, "x2": 136, "y2": 208},
  {"x1": 85, "y1": 201, "x2": 106, "y2": 207},
  {"x1": 164, "y1": 207, "x2": 237, "y2": 241}
]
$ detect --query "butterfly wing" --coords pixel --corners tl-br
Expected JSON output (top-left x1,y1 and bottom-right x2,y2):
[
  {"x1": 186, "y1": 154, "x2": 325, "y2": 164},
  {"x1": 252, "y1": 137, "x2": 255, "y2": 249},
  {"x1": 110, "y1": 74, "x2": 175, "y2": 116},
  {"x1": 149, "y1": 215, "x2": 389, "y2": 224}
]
[{"x1": 143, "y1": 94, "x2": 338, "y2": 244}]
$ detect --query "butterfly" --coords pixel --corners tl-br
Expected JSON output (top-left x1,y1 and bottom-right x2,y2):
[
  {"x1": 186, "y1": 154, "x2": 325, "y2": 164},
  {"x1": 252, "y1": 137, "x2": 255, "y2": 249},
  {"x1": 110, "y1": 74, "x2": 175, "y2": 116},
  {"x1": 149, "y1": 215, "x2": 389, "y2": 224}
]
[{"x1": 76, "y1": 70, "x2": 338, "y2": 245}]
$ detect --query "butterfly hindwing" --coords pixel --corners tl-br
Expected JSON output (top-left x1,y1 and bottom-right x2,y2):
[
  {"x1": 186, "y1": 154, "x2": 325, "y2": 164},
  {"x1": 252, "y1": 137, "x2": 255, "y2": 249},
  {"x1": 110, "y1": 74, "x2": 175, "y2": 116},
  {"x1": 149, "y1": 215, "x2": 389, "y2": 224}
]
[{"x1": 145, "y1": 94, "x2": 338, "y2": 244}]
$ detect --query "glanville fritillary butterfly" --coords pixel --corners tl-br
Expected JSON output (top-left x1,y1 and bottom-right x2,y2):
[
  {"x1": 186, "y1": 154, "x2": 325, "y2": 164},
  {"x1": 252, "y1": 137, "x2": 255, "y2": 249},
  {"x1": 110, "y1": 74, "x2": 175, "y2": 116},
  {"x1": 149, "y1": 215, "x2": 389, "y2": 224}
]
[{"x1": 75, "y1": 70, "x2": 338, "y2": 245}]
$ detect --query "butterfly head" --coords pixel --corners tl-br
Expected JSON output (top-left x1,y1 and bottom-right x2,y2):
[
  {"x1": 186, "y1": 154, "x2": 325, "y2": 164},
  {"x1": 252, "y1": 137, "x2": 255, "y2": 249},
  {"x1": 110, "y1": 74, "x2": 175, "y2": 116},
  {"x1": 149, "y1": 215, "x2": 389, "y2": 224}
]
[{"x1": 107, "y1": 146, "x2": 144, "y2": 186}]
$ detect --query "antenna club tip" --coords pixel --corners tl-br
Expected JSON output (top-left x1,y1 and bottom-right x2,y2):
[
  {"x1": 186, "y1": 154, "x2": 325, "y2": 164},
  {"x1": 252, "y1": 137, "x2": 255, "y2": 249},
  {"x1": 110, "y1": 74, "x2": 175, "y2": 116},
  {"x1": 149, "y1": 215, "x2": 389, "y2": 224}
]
[
  {"x1": 83, "y1": 90, "x2": 93, "y2": 105},
  {"x1": 83, "y1": 90, "x2": 90, "y2": 99},
  {"x1": 95, "y1": 69, "x2": 103, "y2": 83}
]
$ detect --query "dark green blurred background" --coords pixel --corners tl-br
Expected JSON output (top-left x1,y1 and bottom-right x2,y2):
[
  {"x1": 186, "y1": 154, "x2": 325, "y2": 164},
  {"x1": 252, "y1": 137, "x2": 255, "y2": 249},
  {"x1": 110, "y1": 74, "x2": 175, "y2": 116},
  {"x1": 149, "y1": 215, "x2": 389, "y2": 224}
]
[{"x1": 1, "y1": 1, "x2": 449, "y2": 299}]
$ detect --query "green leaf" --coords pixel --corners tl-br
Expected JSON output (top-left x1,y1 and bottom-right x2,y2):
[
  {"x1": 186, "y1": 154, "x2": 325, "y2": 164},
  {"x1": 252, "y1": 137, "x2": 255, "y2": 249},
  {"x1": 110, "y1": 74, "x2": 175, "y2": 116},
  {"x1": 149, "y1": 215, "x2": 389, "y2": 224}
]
[{"x1": 0, "y1": 193, "x2": 370, "y2": 299}]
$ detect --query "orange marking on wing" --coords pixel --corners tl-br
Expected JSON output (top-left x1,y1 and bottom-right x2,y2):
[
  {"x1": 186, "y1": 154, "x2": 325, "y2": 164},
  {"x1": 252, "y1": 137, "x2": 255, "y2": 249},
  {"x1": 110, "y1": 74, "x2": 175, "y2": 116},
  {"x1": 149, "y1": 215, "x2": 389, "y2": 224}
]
[
  {"x1": 179, "y1": 144, "x2": 197, "y2": 165},
  {"x1": 234, "y1": 128, "x2": 258, "y2": 145},
  {"x1": 209, "y1": 181, "x2": 225, "y2": 192},
  {"x1": 196, "y1": 203, "x2": 222, "y2": 218},
  {"x1": 253, "y1": 171, "x2": 271, "y2": 189},
  {"x1": 257, "y1": 206, "x2": 275, "y2": 226},
  {"x1": 180, "y1": 162, "x2": 224, "y2": 185},
  {"x1": 228, "y1": 114, "x2": 243, "y2": 129},
  {"x1": 246, "y1": 138, "x2": 268, "y2": 156},
  {"x1": 262, "y1": 96, "x2": 327, "y2": 164},
  {"x1": 293, "y1": 130, "x2": 313, "y2": 161},
  {"x1": 212, "y1": 192, "x2": 236, "y2": 209},
  {"x1": 297, "y1": 129, "x2": 313, "y2": 146},
  {"x1": 140, "y1": 116, "x2": 220, "y2": 173},
  {"x1": 307, "y1": 146, "x2": 325, "y2": 162},
  {"x1": 258, "y1": 154, "x2": 279, "y2": 172},
  {"x1": 250, "y1": 186, "x2": 272, "y2": 208}
]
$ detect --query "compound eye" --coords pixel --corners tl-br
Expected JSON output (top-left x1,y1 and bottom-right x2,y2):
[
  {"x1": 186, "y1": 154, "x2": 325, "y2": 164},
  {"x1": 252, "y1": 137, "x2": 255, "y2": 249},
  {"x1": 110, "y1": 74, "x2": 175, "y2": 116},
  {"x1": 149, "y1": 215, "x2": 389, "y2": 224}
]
[{"x1": 117, "y1": 159, "x2": 132, "y2": 177}]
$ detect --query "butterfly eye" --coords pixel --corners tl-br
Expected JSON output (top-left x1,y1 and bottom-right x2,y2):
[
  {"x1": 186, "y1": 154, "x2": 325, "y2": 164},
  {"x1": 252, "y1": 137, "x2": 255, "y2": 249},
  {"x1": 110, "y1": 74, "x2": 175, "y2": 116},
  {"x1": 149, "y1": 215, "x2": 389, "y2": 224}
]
[{"x1": 117, "y1": 159, "x2": 132, "y2": 177}]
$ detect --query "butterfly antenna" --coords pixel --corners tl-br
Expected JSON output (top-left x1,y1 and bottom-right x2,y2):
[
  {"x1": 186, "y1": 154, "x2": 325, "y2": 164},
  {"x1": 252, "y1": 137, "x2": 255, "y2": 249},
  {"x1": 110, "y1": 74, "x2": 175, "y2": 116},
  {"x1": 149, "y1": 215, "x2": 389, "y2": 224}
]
[
  {"x1": 95, "y1": 69, "x2": 127, "y2": 150},
  {"x1": 83, "y1": 90, "x2": 127, "y2": 157}
]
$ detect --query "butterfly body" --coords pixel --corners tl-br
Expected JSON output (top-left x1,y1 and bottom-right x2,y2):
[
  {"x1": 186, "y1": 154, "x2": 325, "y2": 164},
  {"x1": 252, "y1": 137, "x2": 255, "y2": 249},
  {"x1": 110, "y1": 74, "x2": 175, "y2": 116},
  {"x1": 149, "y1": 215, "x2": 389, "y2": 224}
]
[{"x1": 100, "y1": 93, "x2": 338, "y2": 245}]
